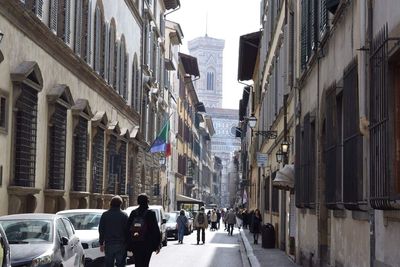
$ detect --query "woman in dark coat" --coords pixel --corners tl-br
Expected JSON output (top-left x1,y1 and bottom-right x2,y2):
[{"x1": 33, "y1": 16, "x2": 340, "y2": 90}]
[{"x1": 251, "y1": 209, "x2": 262, "y2": 244}]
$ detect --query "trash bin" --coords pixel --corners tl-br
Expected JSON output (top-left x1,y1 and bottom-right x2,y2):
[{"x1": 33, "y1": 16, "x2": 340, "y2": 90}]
[{"x1": 261, "y1": 223, "x2": 275, "y2": 248}]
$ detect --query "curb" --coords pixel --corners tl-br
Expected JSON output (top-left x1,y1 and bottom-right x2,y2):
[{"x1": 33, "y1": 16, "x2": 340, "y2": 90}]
[{"x1": 239, "y1": 229, "x2": 261, "y2": 267}]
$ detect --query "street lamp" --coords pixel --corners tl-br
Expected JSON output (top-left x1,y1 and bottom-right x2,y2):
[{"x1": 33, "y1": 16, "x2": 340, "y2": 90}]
[
  {"x1": 281, "y1": 140, "x2": 290, "y2": 154},
  {"x1": 276, "y1": 148, "x2": 284, "y2": 163},
  {"x1": 247, "y1": 115, "x2": 277, "y2": 139},
  {"x1": 159, "y1": 155, "x2": 166, "y2": 166}
]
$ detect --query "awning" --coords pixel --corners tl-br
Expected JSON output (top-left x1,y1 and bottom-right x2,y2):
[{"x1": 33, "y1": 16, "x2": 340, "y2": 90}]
[
  {"x1": 179, "y1": 52, "x2": 200, "y2": 77},
  {"x1": 176, "y1": 194, "x2": 204, "y2": 204},
  {"x1": 273, "y1": 164, "x2": 294, "y2": 190},
  {"x1": 237, "y1": 31, "x2": 261, "y2": 81}
]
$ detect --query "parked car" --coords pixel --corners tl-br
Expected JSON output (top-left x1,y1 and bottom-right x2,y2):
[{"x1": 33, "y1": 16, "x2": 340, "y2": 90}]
[
  {"x1": 125, "y1": 205, "x2": 167, "y2": 247},
  {"x1": 164, "y1": 213, "x2": 178, "y2": 240},
  {"x1": 0, "y1": 224, "x2": 11, "y2": 267},
  {"x1": 57, "y1": 209, "x2": 106, "y2": 266},
  {"x1": 171, "y1": 210, "x2": 193, "y2": 235},
  {"x1": 0, "y1": 213, "x2": 85, "y2": 267}
]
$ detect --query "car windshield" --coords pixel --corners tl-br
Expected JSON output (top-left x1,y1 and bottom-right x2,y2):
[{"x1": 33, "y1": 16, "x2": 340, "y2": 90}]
[
  {"x1": 59, "y1": 212, "x2": 102, "y2": 230},
  {"x1": 0, "y1": 220, "x2": 53, "y2": 244},
  {"x1": 166, "y1": 213, "x2": 177, "y2": 223}
]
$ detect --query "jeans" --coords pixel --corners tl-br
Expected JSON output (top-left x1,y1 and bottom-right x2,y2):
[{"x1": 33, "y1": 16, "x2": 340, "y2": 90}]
[
  {"x1": 178, "y1": 226, "x2": 185, "y2": 242},
  {"x1": 196, "y1": 228, "x2": 205, "y2": 243},
  {"x1": 227, "y1": 224, "x2": 234, "y2": 235},
  {"x1": 105, "y1": 243, "x2": 126, "y2": 267}
]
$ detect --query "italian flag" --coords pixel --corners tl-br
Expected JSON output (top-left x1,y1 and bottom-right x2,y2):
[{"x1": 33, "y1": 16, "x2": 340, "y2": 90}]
[{"x1": 150, "y1": 120, "x2": 171, "y2": 157}]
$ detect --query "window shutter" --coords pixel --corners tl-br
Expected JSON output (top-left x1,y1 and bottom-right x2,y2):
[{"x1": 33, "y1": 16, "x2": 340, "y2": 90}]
[
  {"x1": 65, "y1": 0, "x2": 71, "y2": 44},
  {"x1": 310, "y1": 0, "x2": 317, "y2": 50},
  {"x1": 320, "y1": 0, "x2": 328, "y2": 35},
  {"x1": 147, "y1": 25, "x2": 152, "y2": 67},
  {"x1": 86, "y1": 1, "x2": 92, "y2": 65},
  {"x1": 104, "y1": 23, "x2": 110, "y2": 82},
  {"x1": 119, "y1": 42, "x2": 125, "y2": 96},
  {"x1": 36, "y1": 0, "x2": 44, "y2": 18},
  {"x1": 108, "y1": 25, "x2": 115, "y2": 86},
  {"x1": 24, "y1": 0, "x2": 35, "y2": 13},
  {"x1": 81, "y1": 0, "x2": 89, "y2": 60},
  {"x1": 57, "y1": 0, "x2": 66, "y2": 40},
  {"x1": 50, "y1": 0, "x2": 58, "y2": 34},
  {"x1": 135, "y1": 66, "x2": 140, "y2": 111},
  {"x1": 301, "y1": 0, "x2": 307, "y2": 69},
  {"x1": 116, "y1": 41, "x2": 121, "y2": 93},
  {"x1": 74, "y1": 0, "x2": 82, "y2": 55},
  {"x1": 100, "y1": 21, "x2": 105, "y2": 79},
  {"x1": 124, "y1": 52, "x2": 129, "y2": 100}
]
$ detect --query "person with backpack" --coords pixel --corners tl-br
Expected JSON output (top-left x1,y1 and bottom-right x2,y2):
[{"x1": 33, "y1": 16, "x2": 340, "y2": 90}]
[
  {"x1": 98, "y1": 195, "x2": 128, "y2": 267},
  {"x1": 194, "y1": 206, "x2": 208, "y2": 245},
  {"x1": 176, "y1": 209, "x2": 188, "y2": 244},
  {"x1": 127, "y1": 193, "x2": 161, "y2": 267}
]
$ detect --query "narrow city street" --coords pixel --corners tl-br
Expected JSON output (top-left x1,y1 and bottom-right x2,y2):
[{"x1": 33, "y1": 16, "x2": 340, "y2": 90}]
[{"x1": 128, "y1": 228, "x2": 244, "y2": 267}]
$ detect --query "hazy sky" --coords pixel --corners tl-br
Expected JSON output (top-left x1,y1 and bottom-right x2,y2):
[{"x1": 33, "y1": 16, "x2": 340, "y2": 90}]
[{"x1": 167, "y1": 0, "x2": 260, "y2": 109}]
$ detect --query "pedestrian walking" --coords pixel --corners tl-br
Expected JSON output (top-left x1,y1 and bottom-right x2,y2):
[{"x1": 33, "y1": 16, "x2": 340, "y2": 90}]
[
  {"x1": 225, "y1": 209, "x2": 236, "y2": 236},
  {"x1": 176, "y1": 209, "x2": 188, "y2": 244},
  {"x1": 251, "y1": 209, "x2": 262, "y2": 244},
  {"x1": 236, "y1": 208, "x2": 243, "y2": 230},
  {"x1": 127, "y1": 193, "x2": 161, "y2": 267},
  {"x1": 216, "y1": 209, "x2": 221, "y2": 229},
  {"x1": 99, "y1": 195, "x2": 128, "y2": 267},
  {"x1": 210, "y1": 209, "x2": 218, "y2": 231},
  {"x1": 194, "y1": 206, "x2": 208, "y2": 244},
  {"x1": 242, "y1": 209, "x2": 249, "y2": 229}
]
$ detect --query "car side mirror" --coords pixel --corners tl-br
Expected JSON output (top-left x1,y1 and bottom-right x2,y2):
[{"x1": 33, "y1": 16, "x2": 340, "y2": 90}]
[
  {"x1": 60, "y1": 236, "x2": 69, "y2": 246},
  {"x1": 162, "y1": 219, "x2": 167, "y2": 224}
]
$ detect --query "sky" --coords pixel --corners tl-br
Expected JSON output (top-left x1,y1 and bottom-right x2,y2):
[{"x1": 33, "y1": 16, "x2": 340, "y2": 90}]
[{"x1": 167, "y1": 0, "x2": 261, "y2": 109}]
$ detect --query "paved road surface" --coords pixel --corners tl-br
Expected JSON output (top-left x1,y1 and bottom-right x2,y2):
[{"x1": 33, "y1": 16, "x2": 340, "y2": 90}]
[{"x1": 128, "y1": 227, "x2": 244, "y2": 267}]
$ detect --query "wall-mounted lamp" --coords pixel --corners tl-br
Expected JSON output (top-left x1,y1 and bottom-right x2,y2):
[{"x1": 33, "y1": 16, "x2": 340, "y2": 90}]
[
  {"x1": 276, "y1": 148, "x2": 284, "y2": 163},
  {"x1": 247, "y1": 114, "x2": 277, "y2": 139},
  {"x1": 281, "y1": 140, "x2": 290, "y2": 154}
]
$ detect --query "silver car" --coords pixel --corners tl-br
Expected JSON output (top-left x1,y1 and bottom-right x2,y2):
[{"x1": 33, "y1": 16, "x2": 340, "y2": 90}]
[
  {"x1": 0, "y1": 224, "x2": 11, "y2": 267},
  {"x1": 0, "y1": 213, "x2": 85, "y2": 267},
  {"x1": 57, "y1": 209, "x2": 106, "y2": 266}
]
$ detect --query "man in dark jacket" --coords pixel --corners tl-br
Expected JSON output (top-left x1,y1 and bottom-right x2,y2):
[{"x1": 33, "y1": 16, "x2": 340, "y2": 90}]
[
  {"x1": 99, "y1": 195, "x2": 128, "y2": 267},
  {"x1": 127, "y1": 193, "x2": 161, "y2": 267}
]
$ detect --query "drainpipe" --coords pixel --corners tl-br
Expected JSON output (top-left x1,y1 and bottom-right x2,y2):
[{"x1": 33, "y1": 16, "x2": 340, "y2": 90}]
[{"x1": 364, "y1": 0, "x2": 375, "y2": 266}]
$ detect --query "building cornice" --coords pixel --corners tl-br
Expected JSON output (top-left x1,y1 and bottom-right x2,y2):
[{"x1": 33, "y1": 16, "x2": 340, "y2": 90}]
[{"x1": 0, "y1": 0, "x2": 140, "y2": 125}]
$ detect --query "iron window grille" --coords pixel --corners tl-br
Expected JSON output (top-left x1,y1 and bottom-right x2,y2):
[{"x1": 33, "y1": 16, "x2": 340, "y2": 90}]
[
  {"x1": 370, "y1": 24, "x2": 400, "y2": 209},
  {"x1": 106, "y1": 135, "x2": 117, "y2": 194},
  {"x1": 118, "y1": 141, "x2": 127, "y2": 195},
  {"x1": 14, "y1": 85, "x2": 38, "y2": 187},
  {"x1": 73, "y1": 116, "x2": 88, "y2": 192},
  {"x1": 48, "y1": 103, "x2": 67, "y2": 190},
  {"x1": 92, "y1": 128, "x2": 104, "y2": 193}
]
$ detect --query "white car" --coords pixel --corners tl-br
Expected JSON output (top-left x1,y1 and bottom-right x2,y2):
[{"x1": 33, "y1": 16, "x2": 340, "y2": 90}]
[
  {"x1": 57, "y1": 209, "x2": 106, "y2": 266},
  {"x1": 125, "y1": 205, "x2": 167, "y2": 247}
]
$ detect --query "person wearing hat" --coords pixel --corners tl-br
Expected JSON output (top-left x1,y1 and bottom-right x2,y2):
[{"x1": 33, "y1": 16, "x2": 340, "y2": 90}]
[
  {"x1": 127, "y1": 193, "x2": 161, "y2": 267},
  {"x1": 99, "y1": 195, "x2": 129, "y2": 267},
  {"x1": 194, "y1": 206, "x2": 208, "y2": 245}
]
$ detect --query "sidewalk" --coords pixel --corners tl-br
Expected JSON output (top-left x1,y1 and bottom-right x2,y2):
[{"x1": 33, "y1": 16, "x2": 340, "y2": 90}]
[{"x1": 239, "y1": 228, "x2": 299, "y2": 267}]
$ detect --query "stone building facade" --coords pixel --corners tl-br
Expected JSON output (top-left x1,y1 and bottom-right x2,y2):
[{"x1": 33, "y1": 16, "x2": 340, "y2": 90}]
[
  {"x1": 238, "y1": 0, "x2": 400, "y2": 266},
  {"x1": 0, "y1": 0, "x2": 180, "y2": 215}
]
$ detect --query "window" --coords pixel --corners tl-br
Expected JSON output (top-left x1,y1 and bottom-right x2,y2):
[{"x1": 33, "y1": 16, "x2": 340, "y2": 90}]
[
  {"x1": 118, "y1": 36, "x2": 128, "y2": 100},
  {"x1": 264, "y1": 175, "x2": 270, "y2": 211},
  {"x1": 131, "y1": 56, "x2": 141, "y2": 112},
  {"x1": 324, "y1": 83, "x2": 343, "y2": 209},
  {"x1": 370, "y1": 25, "x2": 400, "y2": 209},
  {"x1": 207, "y1": 71, "x2": 214, "y2": 91},
  {"x1": 0, "y1": 96, "x2": 6, "y2": 130},
  {"x1": 49, "y1": 0, "x2": 58, "y2": 33},
  {"x1": 73, "y1": 116, "x2": 88, "y2": 192},
  {"x1": 48, "y1": 103, "x2": 67, "y2": 190},
  {"x1": 14, "y1": 85, "x2": 38, "y2": 187},
  {"x1": 343, "y1": 60, "x2": 364, "y2": 210},
  {"x1": 93, "y1": 4, "x2": 104, "y2": 75},
  {"x1": 74, "y1": 0, "x2": 91, "y2": 62},
  {"x1": 106, "y1": 134, "x2": 117, "y2": 194},
  {"x1": 118, "y1": 141, "x2": 127, "y2": 195},
  {"x1": 92, "y1": 128, "x2": 104, "y2": 193},
  {"x1": 108, "y1": 20, "x2": 117, "y2": 87},
  {"x1": 22, "y1": 0, "x2": 44, "y2": 18},
  {"x1": 49, "y1": 0, "x2": 71, "y2": 43}
]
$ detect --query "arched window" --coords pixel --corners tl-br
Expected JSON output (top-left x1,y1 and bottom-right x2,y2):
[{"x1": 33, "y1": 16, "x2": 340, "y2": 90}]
[
  {"x1": 117, "y1": 36, "x2": 128, "y2": 100},
  {"x1": 93, "y1": 3, "x2": 104, "y2": 75},
  {"x1": 207, "y1": 71, "x2": 214, "y2": 91},
  {"x1": 49, "y1": 0, "x2": 71, "y2": 44},
  {"x1": 103, "y1": 22, "x2": 110, "y2": 82},
  {"x1": 108, "y1": 19, "x2": 117, "y2": 87},
  {"x1": 75, "y1": 0, "x2": 90, "y2": 62},
  {"x1": 131, "y1": 55, "x2": 140, "y2": 111}
]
